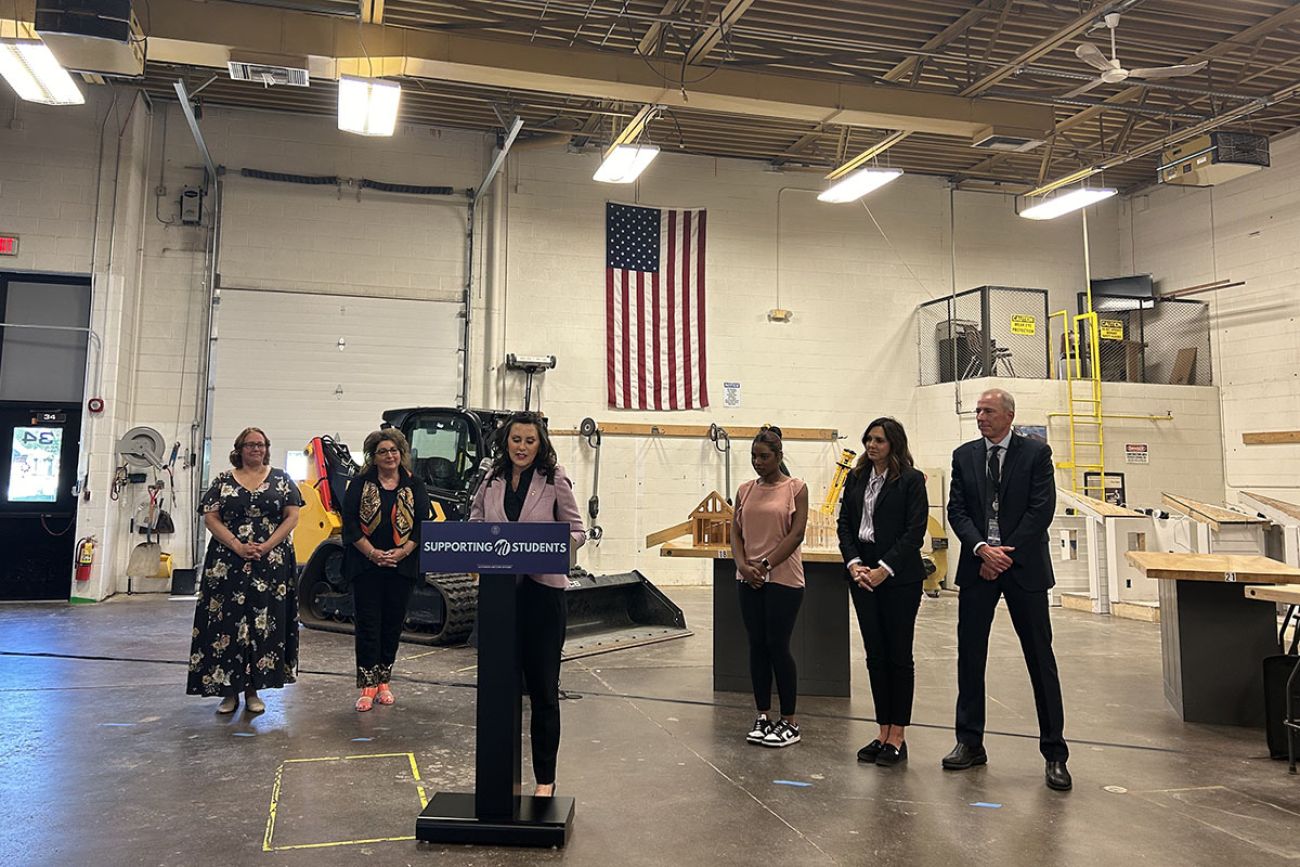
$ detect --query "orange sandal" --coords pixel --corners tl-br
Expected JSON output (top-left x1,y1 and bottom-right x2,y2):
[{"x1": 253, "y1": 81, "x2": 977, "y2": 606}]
[
  {"x1": 376, "y1": 684, "x2": 395, "y2": 706},
  {"x1": 356, "y1": 687, "x2": 378, "y2": 712}
]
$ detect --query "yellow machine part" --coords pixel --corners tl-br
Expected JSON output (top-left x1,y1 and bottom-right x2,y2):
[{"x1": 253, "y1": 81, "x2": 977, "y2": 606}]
[
  {"x1": 294, "y1": 479, "x2": 342, "y2": 565},
  {"x1": 924, "y1": 514, "x2": 947, "y2": 593}
]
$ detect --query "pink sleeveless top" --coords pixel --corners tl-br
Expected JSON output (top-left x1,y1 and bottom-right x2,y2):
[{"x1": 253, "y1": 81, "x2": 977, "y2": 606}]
[{"x1": 734, "y1": 477, "x2": 806, "y2": 588}]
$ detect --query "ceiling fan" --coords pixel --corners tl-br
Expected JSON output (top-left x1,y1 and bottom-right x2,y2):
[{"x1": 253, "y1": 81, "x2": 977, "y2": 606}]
[{"x1": 1063, "y1": 13, "x2": 1207, "y2": 98}]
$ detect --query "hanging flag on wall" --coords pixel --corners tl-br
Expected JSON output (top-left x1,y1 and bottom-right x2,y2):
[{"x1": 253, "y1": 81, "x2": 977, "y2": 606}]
[{"x1": 605, "y1": 201, "x2": 708, "y2": 410}]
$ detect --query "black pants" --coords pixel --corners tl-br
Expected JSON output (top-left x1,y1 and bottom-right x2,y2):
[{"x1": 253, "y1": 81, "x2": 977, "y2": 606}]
[
  {"x1": 518, "y1": 578, "x2": 567, "y2": 786},
  {"x1": 736, "y1": 581, "x2": 804, "y2": 717},
  {"x1": 352, "y1": 567, "x2": 415, "y2": 687},
  {"x1": 956, "y1": 575, "x2": 1069, "y2": 762},
  {"x1": 850, "y1": 578, "x2": 923, "y2": 727}
]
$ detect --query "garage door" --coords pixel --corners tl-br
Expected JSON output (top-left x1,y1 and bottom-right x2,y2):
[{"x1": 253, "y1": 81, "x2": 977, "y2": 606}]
[{"x1": 210, "y1": 288, "x2": 460, "y2": 472}]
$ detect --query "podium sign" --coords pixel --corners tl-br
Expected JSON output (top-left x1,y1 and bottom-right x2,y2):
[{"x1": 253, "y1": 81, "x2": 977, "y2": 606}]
[
  {"x1": 415, "y1": 520, "x2": 576, "y2": 847},
  {"x1": 420, "y1": 521, "x2": 571, "y2": 575}
]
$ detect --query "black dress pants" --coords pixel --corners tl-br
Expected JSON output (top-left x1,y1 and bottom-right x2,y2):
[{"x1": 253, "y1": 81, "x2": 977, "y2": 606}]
[
  {"x1": 352, "y1": 566, "x2": 415, "y2": 687},
  {"x1": 955, "y1": 574, "x2": 1069, "y2": 762},
  {"x1": 518, "y1": 578, "x2": 567, "y2": 786},
  {"x1": 736, "y1": 581, "x2": 804, "y2": 717},
  {"x1": 850, "y1": 578, "x2": 923, "y2": 726}
]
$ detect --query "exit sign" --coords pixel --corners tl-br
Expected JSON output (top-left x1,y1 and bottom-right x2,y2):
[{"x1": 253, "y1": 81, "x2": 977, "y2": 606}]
[{"x1": 0, "y1": 234, "x2": 17, "y2": 256}]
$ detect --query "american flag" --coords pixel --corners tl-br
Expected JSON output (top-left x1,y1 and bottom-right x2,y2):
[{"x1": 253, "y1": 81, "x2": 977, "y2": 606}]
[{"x1": 605, "y1": 202, "x2": 709, "y2": 410}]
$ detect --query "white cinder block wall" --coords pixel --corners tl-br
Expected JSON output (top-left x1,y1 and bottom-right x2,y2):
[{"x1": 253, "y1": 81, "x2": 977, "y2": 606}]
[
  {"x1": 1121, "y1": 130, "x2": 1300, "y2": 506},
  {"x1": 482, "y1": 147, "x2": 1120, "y2": 583},
  {"x1": 6, "y1": 84, "x2": 1275, "y2": 597}
]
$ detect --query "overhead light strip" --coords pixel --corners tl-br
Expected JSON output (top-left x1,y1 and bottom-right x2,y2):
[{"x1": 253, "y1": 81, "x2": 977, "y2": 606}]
[
  {"x1": 1018, "y1": 187, "x2": 1116, "y2": 220},
  {"x1": 0, "y1": 38, "x2": 84, "y2": 106},
  {"x1": 817, "y1": 167, "x2": 902, "y2": 203}
]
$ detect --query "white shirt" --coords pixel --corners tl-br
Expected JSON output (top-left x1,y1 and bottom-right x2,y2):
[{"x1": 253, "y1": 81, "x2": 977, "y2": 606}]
[
  {"x1": 974, "y1": 430, "x2": 1013, "y2": 554},
  {"x1": 847, "y1": 469, "x2": 894, "y2": 576}
]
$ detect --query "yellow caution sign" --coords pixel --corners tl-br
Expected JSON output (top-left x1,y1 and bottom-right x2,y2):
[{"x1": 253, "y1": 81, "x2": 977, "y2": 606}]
[
  {"x1": 1010, "y1": 314, "x2": 1036, "y2": 336},
  {"x1": 1100, "y1": 319, "x2": 1125, "y2": 340}
]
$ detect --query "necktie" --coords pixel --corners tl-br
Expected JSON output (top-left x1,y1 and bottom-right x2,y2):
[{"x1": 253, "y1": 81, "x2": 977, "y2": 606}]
[{"x1": 987, "y1": 446, "x2": 1002, "y2": 501}]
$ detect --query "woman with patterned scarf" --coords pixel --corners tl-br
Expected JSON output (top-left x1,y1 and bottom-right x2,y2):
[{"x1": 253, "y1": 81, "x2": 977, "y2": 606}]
[{"x1": 341, "y1": 428, "x2": 431, "y2": 711}]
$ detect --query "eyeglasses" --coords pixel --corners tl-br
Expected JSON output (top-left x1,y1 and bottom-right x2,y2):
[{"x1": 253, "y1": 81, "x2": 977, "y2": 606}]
[
  {"x1": 241, "y1": 442, "x2": 268, "y2": 450},
  {"x1": 374, "y1": 447, "x2": 401, "y2": 457}
]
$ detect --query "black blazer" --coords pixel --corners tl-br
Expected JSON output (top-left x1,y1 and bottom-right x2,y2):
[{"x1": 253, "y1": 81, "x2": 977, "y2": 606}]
[
  {"x1": 947, "y1": 434, "x2": 1055, "y2": 591},
  {"x1": 341, "y1": 467, "x2": 432, "y2": 581},
  {"x1": 836, "y1": 465, "x2": 929, "y2": 584}
]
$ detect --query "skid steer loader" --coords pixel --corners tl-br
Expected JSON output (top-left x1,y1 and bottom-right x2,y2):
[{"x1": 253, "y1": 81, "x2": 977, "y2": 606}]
[{"x1": 293, "y1": 407, "x2": 690, "y2": 658}]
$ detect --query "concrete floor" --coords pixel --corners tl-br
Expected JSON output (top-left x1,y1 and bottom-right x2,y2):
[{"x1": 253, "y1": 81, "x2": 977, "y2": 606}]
[{"x1": 1, "y1": 588, "x2": 1298, "y2": 866}]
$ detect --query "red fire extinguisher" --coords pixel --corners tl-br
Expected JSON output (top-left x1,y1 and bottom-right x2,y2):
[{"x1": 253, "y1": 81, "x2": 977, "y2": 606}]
[{"x1": 75, "y1": 536, "x2": 96, "y2": 582}]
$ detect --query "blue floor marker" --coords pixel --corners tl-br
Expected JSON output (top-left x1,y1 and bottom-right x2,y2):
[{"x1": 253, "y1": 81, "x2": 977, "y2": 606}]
[
  {"x1": 970, "y1": 802, "x2": 1002, "y2": 808},
  {"x1": 773, "y1": 780, "x2": 812, "y2": 787},
  {"x1": 233, "y1": 732, "x2": 256, "y2": 737},
  {"x1": 351, "y1": 737, "x2": 373, "y2": 742}
]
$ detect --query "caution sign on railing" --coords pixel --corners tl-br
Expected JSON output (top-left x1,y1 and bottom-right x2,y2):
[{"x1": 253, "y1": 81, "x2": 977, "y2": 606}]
[{"x1": 1010, "y1": 314, "x2": 1037, "y2": 336}]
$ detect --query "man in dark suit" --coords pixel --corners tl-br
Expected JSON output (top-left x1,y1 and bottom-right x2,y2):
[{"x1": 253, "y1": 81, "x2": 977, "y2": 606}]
[{"x1": 942, "y1": 388, "x2": 1071, "y2": 791}]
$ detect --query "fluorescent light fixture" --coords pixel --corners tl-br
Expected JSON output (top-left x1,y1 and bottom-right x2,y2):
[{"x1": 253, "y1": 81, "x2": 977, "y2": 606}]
[
  {"x1": 816, "y1": 167, "x2": 902, "y2": 203},
  {"x1": 337, "y1": 75, "x2": 401, "y2": 136},
  {"x1": 593, "y1": 143, "x2": 660, "y2": 183},
  {"x1": 1019, "y1": 187, "x2": 1117, "y2": 220},
  {"x1": 0, "y1": 39, "x2": 84, "y2": 106}
]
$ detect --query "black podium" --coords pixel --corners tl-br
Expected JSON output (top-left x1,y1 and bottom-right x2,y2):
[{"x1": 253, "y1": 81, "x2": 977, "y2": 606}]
[
  {"x1": 415, "y1": 516, "x2": 577, "y2": 848},
  {"x1": 416, "y1": 573, "x2": 574, "y2": 846}
]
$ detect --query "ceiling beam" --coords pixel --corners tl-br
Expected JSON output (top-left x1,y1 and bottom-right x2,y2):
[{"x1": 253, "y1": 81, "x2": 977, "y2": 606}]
[
  {"x1": 880, "y1": 0, "x2": 999, "y2": 83},
  {"x1": 959, "y1": 0, "x2": 1128, "y2": 97},
  {"x1": 141, "y1": 0, "x2": 1055, "y2": 140},
  {"x1": 637, "y1": 0, "x2": 692, "y2": 57},
  {"x1": 964, "y1": 2, "x2": 1300, "y2": 186},
  {"x1": 829, "y1": 0, "x2": 1110, "y2": 178},
  {"x1": 684, "y1": 0, "x2": 755, "y2": 66}
]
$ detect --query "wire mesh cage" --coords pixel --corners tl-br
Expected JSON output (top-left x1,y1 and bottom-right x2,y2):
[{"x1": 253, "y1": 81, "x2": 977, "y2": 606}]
[
  {"x1": 1074, "y1": 294, "x2": 1212, "y2": 384},
  {"x1": 918, "y1": 286, "x2": 1050, "y2": 385}
]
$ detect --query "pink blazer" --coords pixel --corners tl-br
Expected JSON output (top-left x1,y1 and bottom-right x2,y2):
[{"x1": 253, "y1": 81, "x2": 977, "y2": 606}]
[{"x1": 468, "y1": 464, "x2": 586, "y2": 589}]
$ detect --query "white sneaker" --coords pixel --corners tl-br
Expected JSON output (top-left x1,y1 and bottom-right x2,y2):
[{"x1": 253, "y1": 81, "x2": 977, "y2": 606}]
[
  {"x1": 762, "y1": 719, "x2": 801, "y2": 748},
  {"x1": 746, "y1": 715, "x2": 773, "y2": 744}
]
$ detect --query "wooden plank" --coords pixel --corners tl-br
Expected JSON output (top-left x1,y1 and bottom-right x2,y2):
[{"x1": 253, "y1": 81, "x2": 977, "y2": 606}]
[
  {"x1": 1059, "y1": 488, "x2": 1143, "y2": 519},
  {"x1": 1240, "y1": 491, "x2": 1300, "y2": 524},
  {"x1": 1246, "y1": 584, "x2": 1300, "y2": 605},
  {"x1": 1162, "y1": 492, "x2": 1266, "y2": 530},
  {"x1": 552, "y1": 422, "x2": 838, "y2": 441},
  {"x1": 645, "y1": 520, "x2": 691, "y2": 548},
  {"x1": 1126, "y1": 551, "x2": 1300, "y2": 584},
  {"x1": 1243, "y1": 430, "x2": 1300, "y2": 445},
  {"x1": 660, "y1": 540, "x2": 843, "y2": 564}
]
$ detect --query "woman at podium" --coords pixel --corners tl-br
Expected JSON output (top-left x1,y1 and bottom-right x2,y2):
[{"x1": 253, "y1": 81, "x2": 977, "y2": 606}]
[{"x1": 469, "y1": 412, "x2": 586, "y2": 797}]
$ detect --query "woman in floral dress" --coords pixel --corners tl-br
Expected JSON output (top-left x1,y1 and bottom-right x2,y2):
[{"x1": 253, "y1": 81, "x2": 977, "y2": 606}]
[{"x1": 187, "y1": 426, "x2": 303, "y2": 714}]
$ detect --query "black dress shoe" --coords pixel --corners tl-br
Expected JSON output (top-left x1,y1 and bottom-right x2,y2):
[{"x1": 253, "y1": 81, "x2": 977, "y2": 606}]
[
  {"x1": 857, "y1": 739, "x2": 884, "y2": 764},
  {"x1": 1045, "y1": 761, "x2": 1072, "y2": 791},
  {"x1": 875, "y1": 742, "x2": 908, "y2": 767},
  {"x1": 941, "y1": 743, "x2": 988, "y2": 770}
]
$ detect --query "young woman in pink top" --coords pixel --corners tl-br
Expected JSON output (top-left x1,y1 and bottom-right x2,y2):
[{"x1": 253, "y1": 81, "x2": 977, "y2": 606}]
[{"x1": 731, "y1": 426, "x2": 809, "y2": 748}]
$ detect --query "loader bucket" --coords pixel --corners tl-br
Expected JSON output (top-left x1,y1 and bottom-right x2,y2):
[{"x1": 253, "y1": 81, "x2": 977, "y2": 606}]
[{"x1": 562, "y1": 570, "x2": 692, "y2": 660}]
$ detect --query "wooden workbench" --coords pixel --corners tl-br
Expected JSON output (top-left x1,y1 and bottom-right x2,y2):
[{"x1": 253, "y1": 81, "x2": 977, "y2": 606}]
[
  {"x1": 1126, "y1": 551, "x2": 1300, "y2": 583},
  {"x1": 660, "y1": 542, "x2": 852, "y2": 698},
  {"x1": 660, "y1": 540, "x2": 844, "y2": 563},
  {"x1": 1246, "y1": 584, "x2": 1300, "y2": 605},
  {"x1": 1127, "y1": 551, "x2": 1300, "y2": 727}
]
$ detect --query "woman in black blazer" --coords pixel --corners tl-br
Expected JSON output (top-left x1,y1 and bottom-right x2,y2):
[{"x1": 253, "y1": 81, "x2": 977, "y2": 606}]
[{"x1": 837, "y1": 417, "x2": 929, "y2": 767}]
